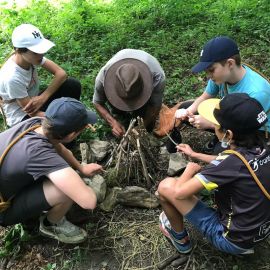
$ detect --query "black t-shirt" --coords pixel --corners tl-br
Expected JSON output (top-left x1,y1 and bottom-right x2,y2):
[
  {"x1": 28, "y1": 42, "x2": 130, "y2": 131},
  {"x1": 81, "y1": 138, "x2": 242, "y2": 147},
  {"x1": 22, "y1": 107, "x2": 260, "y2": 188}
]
[
  {"x1": 195, "y1": 147, "x2": 270, "y2": 249},
  {"x1": 0, "y1": 118, "x2": 69, "y2": 199}
]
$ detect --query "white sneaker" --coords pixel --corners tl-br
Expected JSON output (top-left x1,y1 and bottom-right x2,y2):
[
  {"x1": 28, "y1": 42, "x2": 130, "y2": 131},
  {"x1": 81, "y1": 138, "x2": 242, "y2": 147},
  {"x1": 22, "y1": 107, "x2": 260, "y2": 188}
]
[{"x1": 39, "y1": 215, "x2": 87, "y2": 244}]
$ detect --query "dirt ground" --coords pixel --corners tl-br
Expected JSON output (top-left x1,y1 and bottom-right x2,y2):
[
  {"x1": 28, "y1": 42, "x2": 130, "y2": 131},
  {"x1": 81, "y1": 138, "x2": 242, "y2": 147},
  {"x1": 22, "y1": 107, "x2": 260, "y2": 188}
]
[{"x1": 0, "y1": 126, "x2": 270, "y2": 270}]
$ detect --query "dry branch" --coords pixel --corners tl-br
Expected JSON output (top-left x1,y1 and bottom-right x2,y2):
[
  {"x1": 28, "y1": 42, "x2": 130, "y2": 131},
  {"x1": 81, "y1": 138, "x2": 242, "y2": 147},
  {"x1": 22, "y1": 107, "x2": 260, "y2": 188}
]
[{"x1": 104, "y1": 117, "x2": 164, "y2": 188}]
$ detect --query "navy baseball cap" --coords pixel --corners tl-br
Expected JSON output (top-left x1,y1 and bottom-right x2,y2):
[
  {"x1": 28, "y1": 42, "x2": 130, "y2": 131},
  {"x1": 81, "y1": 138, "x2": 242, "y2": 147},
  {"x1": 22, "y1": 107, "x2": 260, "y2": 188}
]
[
  {"x1": 45, "y1": 97, "x2": 97, "y2": 135},
  {"x1": 192, "y1": 36, "x2": 240, "y2": 73}
]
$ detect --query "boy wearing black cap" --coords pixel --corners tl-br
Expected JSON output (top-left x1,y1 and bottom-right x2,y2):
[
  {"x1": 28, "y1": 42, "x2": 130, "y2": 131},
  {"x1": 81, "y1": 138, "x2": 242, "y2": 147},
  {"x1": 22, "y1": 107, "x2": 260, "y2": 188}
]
[
  {"x1": 175, "y1": 36, "x2": 270, "y2": 142},
  {"x1": 158, "y1": 93, "x2": 270, "y2": 255},
  {"x1": 0, "y1": 97, "x2": 102, "y2": 244}
]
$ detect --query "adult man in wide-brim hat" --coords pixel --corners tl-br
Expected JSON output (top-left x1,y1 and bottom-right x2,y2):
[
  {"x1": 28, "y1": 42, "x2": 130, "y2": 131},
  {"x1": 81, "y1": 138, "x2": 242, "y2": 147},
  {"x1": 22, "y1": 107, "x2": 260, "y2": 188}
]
[{"x1": 93, "y1": 49, "x2": 165, "y2": 137}]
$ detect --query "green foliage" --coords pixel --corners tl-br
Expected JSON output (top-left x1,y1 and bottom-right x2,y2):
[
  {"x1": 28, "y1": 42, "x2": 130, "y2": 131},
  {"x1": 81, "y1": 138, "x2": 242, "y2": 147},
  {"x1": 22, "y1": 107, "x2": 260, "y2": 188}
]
[
  {"x1": 0, "y1": 224, "x2": 31, "y2": 258},
  {"x1": 0, "y1": 0, "x2": 269, "y2": 137},
  {"x1": 0, "y1": 0, "x2": 269, "y2": 267},
  {"x1": 42, "y1": 263, "x2": 57, "y2": 270}
]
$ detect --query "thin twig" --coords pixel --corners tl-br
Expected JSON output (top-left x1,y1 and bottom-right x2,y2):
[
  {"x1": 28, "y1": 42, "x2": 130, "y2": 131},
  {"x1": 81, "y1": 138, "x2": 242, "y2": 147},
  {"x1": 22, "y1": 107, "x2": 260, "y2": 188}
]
[
  {"x1": 136, "y1": 138, "x2": 151, "y2": 188},
  {"x1": 183, "y1": 244, "x2": 197, "y2": 270},
  {"x1": 105, "y1": 119, "x2": 137, "y2": 168},
  {"x1": 157, "y1": 253, "x2": 180, "y2": 269}
]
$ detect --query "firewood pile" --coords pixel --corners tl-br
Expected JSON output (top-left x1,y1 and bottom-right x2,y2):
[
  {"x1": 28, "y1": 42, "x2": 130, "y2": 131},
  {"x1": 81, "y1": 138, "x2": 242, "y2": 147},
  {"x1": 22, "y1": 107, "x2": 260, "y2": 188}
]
[{"x1": 104, "y1": 117, "x2": 167, "y2": 189}]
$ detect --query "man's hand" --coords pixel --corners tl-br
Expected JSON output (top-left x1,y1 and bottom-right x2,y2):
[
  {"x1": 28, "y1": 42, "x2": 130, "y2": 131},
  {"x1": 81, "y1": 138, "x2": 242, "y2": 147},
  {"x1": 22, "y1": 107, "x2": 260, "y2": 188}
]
[
  {"x1": 79, "y1": 163, "x2": 103, "y2": 177},
  {"x1": 176, "y1": 143, "x2": 195, "y2": 158},
  {"x1": 23, "y1": 95, "x2": 47, "y2": 114},
  {"x1": 188, "y1": 115, "x2": 214, "y2": 130},
  {"x1": 175, "y1": 108, "x2": 189, "y2": 120},
  {"x1": 111, "y1": 120, "x2": 126, "y2": 137}
]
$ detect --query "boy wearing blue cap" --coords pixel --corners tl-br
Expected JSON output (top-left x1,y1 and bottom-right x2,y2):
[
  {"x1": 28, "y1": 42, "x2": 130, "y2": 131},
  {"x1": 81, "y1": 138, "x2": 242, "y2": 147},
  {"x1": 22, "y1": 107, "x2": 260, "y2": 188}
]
[
  {"x1": 175, "y1": 36, "x2": 270, "y2": 151},
  {"x1": 0, "y1": 98, "x2": 102, "y2": 244}
]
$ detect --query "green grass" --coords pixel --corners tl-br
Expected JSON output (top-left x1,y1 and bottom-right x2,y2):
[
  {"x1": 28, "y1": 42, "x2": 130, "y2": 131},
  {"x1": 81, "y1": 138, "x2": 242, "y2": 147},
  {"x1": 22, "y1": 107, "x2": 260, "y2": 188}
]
[
  {"x1": 0, "y1": 0, "x2": 269, "y2": 131},
  {"x1": 0, "y1": 0, "x2": 270, "y2": 266}
]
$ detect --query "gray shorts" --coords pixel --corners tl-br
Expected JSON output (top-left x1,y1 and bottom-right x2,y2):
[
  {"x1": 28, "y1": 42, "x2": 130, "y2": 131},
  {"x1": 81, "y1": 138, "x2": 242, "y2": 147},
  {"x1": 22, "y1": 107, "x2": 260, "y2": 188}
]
[{"x1": 0, "y1": 180, "x2": 51, "y2": 226}]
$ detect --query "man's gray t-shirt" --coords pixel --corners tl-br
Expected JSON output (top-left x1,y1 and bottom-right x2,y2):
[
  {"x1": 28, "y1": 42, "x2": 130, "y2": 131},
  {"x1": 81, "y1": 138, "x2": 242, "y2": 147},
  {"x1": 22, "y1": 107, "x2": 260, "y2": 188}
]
[
  {"x1": 93, "y1": 49, "x2": 165, "y2": 107},
  {"x1": 0, "y1": 117, "x2": 69, "y2": 199}
]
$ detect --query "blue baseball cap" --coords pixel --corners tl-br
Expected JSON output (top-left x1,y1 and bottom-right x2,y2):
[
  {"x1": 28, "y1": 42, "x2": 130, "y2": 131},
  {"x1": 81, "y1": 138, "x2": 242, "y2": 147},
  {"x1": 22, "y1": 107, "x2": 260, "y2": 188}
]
[
  {"x1": 192, "y1": 36, "x2": 239, "y2": 73},
  {"x1": 45, "y1": 97, "x2": 97, "y2": 135}
]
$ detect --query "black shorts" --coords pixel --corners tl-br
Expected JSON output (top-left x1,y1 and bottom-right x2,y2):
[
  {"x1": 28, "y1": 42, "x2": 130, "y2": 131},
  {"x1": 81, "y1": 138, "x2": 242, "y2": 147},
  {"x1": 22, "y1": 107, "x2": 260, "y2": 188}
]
[{"x1": 0, "y1": 181, "x2": 51, "y2": 226}]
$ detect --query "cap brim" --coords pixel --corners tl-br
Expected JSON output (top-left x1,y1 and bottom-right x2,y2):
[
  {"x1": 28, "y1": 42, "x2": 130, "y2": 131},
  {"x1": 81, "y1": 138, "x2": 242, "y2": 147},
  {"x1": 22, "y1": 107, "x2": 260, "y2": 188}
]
[
  {"x1": 27, "y1": 38, "x2": 55, "y2": 54},
  {"x1": 86, "y1": 110, "x2": 98, "y2": 124},
  {"x1": 197, "y1": 98, "x2": 220, "y2": 126},
  {"x1": 191, "y1": 61, "x2": 213, "y2": 73}
]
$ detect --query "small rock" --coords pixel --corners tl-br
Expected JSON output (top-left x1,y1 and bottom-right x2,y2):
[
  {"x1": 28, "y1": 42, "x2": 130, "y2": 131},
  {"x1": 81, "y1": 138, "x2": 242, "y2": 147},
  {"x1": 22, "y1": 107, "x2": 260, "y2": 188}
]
[
  {"x1": 89, "y1": 140, "x2": 111, "y2": 161},
  {"x1": 80, "y1": 143, "x2": 89, "y2": 164},
  {"x1": 167, "y1": 152, "x2": 188, "y2": 176},
  {"x1": 117, "y1": 186, "x2": 159, "y2": 208},
  {"x1": 99, "y1": 187, "x2": 122, "y2": 212},
  {"x1": 83, "y1": 174, "x2": 107, "y2": 202}
]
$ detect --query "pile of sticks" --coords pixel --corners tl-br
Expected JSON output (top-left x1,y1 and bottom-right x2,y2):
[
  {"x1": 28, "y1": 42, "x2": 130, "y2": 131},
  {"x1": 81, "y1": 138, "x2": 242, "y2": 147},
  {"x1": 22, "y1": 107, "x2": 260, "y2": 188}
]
[{"x1": 105, "y1": 117, "x2": 162, "y2": 189}]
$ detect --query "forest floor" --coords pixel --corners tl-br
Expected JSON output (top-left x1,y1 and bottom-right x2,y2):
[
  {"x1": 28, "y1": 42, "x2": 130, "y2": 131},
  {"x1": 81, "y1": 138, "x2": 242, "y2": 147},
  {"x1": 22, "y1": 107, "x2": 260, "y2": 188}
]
[{"x1": 0, "y1": 126, "x2": 270, "y2": 270}]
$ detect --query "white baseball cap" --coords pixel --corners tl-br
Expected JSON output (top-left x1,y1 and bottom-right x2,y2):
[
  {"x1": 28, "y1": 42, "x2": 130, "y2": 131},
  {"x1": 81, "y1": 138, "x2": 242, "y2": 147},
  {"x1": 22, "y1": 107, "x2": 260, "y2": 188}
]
[{"x1": 12, "y1": 24, "x2": 55, "y2": 54}]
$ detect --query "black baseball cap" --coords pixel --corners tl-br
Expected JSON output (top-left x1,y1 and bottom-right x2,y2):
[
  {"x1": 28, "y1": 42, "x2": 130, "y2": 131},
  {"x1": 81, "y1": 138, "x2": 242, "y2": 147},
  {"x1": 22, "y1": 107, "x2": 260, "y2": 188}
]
[
  {"x1": 192, "y1": 36, "x2": 240, "y2": 73},
  {"x1": 45, "y1": 97, "x2": 97, "y2": 135},
  {"x1": 198, "y1": 93, "x2": 268, "y2": 134}
]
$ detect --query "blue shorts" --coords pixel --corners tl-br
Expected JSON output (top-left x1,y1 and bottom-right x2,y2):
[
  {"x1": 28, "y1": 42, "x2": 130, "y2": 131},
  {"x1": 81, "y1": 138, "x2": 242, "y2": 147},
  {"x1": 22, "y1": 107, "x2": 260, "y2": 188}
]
[{"x1": 184, "y1": 200, "x2": 254, "y2": 255}]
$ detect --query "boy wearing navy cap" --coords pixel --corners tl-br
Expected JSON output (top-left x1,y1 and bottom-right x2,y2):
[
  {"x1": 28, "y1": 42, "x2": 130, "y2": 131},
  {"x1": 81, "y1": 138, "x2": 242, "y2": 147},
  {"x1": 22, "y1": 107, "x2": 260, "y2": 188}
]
[
  {"x1": 0, "y1": 98, "x2": 102, "y2": 244},
  {"x1": 175, "y1": 36, "x2": 270, "y2": 150}
]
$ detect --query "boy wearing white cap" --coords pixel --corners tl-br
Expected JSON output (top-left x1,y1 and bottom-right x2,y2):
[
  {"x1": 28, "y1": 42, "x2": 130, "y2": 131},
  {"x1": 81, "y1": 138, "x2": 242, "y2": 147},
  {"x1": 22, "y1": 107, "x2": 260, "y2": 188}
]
[{"x1": 0, "y1": 24, "x2": 81, "y2": 127}]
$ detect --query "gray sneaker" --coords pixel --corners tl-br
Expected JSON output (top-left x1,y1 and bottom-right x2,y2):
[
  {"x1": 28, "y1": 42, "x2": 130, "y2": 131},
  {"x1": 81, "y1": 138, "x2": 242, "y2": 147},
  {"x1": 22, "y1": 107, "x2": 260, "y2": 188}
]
[{"x1": 39, "y1": 215, "x2": 87, "y2": 244}]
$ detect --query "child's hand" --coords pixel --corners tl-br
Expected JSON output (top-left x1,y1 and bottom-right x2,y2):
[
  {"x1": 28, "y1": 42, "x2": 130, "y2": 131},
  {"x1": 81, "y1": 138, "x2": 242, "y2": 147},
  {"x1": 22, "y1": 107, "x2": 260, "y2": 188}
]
[
  {"x1": 186, "y1": 162, "x2": 201, "y2": 174},
  {"x1": 176, "y1": 143, "x2": 195, "y2": 157},
  {"x1": 175, "y1": 108, "x2": 189, "y2": 120},
  {"x1": 188, "y1": 115, "x2": 214, "y2": 130}
]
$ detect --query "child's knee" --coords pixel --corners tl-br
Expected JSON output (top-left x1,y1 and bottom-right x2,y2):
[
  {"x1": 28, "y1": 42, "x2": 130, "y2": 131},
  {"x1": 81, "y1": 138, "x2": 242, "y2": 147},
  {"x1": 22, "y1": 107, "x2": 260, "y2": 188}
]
[{"x1": 158, "y1": 177, "x2": 176, "y2": 198}]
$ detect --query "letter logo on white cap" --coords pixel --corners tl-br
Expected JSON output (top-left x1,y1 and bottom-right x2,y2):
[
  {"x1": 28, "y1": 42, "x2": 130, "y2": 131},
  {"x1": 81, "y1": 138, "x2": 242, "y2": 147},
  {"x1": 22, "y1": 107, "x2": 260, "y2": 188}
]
[{"x1": 32, "y1": 31, "x2": 42, "y2": 39}]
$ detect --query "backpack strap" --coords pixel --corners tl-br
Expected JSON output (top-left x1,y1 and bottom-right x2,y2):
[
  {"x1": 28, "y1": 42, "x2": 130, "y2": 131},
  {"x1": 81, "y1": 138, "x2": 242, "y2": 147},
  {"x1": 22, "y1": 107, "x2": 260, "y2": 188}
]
[
  {"x1": 0, "y1": 124, "x2": 41, "y2": 212},
  {"x1": 224, "y1": 149, "x2": 270, "y2": 200}
]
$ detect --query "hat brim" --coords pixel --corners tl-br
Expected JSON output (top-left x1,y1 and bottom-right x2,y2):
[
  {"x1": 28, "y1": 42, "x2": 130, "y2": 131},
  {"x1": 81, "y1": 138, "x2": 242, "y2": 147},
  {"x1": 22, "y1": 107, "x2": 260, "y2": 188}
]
[
  {"x1": 27, "y1": 38, "x2": 55, "y2": 54},
  {"x1": 86, "y1": 110, "x2": 98, "y2": 124},
  {"x1": 197, "y1": 98, "x2": 220, "y2": 126},
  {"x1": 104, "y1": 58, "x2": 153, "y2": 111},
  {"x1": 191, "y1": 61, "x2": 214, "y2": 73}
]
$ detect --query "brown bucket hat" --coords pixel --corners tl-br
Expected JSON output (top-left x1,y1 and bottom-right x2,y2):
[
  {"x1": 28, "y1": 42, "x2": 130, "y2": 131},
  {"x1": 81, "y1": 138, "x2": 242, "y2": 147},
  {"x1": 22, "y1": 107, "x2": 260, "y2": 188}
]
[{"x1": 104, "y1": 58, "x2": 153, "y2": 111}]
